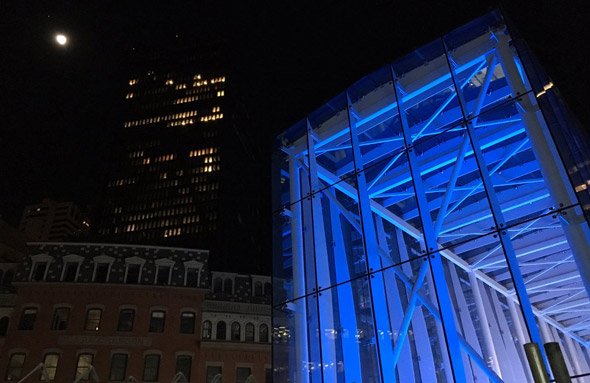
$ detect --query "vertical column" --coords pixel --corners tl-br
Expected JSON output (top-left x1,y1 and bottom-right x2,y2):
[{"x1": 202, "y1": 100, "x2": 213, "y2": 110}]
[
  {"x1": 306, "y1": 122, "x2": 336, "y2": 382},
  {"x1": 328, "y1": 195, "x2": 362, "y2": 382},
  {"x1": 495, "y1": 30, "x2": 590, "y2": 298},
  {"x1": 391, "y1": 67, "x2": 468, "y2": 383},
  {"x1": 443, "y1": 39, "x2": 549, "y2": 370},
  {"x1": 468, "y1": 272, "x2": 502, "y2": 377},
  {"x1": 346, "y1": 96, "x2": 393, "y2": 383},
  {"x1": 288, "y1": 157, "x2": 310, "y2": 383}
]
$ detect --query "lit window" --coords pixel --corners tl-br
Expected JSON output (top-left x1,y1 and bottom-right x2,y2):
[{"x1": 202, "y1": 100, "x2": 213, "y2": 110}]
[
  {"x1": 129, "y1": 79, "x2": 138, "y2": 86},
  {"x1": 166, "y1": 79, "x2": 174, "y2": 85},
  {"x1": 41, "y1": 353, "x2": 59, "y2": 381},
  {"x1": 149, "y1": 310, "x2": 166, "y2": 333},
  {"x1": 75, "y1": 354, "x2": 94, "y2": 381},
  {"x1": 51, "y1": 307, "x2": 70, "y2": 330},
  {"x1": 85, "y1": 308, "x2": 102, "y2": 331},
  {"x1": 5, "y1": 353, "x2": 26, "y2": 381}
]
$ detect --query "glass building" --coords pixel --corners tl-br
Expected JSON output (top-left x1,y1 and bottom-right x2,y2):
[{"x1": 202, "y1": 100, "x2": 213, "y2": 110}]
[{"x1": 272, "y1": 11, "x2": 590, "y2": 383}]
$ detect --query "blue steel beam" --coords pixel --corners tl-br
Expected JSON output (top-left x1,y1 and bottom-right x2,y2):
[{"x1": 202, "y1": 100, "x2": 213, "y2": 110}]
[{"x1": 445, "y1": 40, "x2": 550, "y2": 371}]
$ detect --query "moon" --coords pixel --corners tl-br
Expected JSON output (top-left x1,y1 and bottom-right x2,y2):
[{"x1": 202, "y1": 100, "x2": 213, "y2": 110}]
[{"x1": 55, "y1": 34, "x2": 67, "y2": 45}]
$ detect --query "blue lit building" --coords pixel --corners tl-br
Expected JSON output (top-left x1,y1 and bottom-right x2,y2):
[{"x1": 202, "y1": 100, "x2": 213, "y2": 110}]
[{"x1": 272, "y1": 11, "x2": 590, "y2": 383}]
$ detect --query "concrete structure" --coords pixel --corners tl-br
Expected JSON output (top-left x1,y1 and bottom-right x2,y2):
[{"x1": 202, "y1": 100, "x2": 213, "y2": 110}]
[
  {"x1": 272, "y1": 11, "x2": 590, "y2": 383},
  {"x1": 19, "y1": 199, "x2": 88, "y2": 242},
  {"x1": 0, "y1": 242, "x2": 271, "y2": 382}
]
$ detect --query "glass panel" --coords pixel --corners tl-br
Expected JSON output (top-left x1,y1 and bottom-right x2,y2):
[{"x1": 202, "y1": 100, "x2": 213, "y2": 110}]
[
  {"x1": 273, "y1": 294, "x2": 322, "y2": 383},
  {"x1": 180, "y1": 312, "x2": 195, "y2": 334},
  {"x1": 42, "y1": 354, "x2": 59, "y2": 381},
  {"x1": 206, "y1": 366, "x2": 222, "y2": 383},
  {"x1": 149, "y1": 311, "x2": 165, "y2": 332},
  {"x1": 51, "y1": 307, "x2": 69, "y2": 330},
  {"x1": 109, "y1": 354, "x2": 127, "y2": 381},
  {"x1": 85, "y1": 309, "x2": 101, "y2": 331},
  {"x1": 75, "y1": 354, "x2": 93, "y2": 381},
  {"x1": 94, "y1": 263, "x2": 109, "y2": 282},
  {"x1": 175, "y1": 355, "x2": 192, "y2": 381},
  {"x1": 143, "y1": 355, "x2": 160, "y2": 382}
]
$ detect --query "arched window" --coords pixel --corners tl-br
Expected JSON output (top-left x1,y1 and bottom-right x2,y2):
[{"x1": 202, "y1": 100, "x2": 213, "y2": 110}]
[
  {"x1": 3, "y1": 270, "x2": 14, "y2": 287},
  {"x1": 231, "y1": 321, "x2": 241, "y2": 341},
  {"x1": 216, "y1": 321, "x2": 226, "y2": 340},
  {"x1": 245, "y1": 323, "x2": 255, "y2": 342},
  {"x1": 213, "y1": 278, "x2": 222, "y2": 293},
  {"x1": 0, "y1": 316, "x2": 9, "y2": 336},
  {"x1": 254, "y1": 281, "x2": 263, "y2": 297},
  {"x1": 259, "y1": 324, "x2": 269, "y2": 343},
  {"x1": 202, "y1": 320, "x2": 212, "y2": 340},
  {"x1": 224, "y1": 278, "x2": 233, "y2": 294}
]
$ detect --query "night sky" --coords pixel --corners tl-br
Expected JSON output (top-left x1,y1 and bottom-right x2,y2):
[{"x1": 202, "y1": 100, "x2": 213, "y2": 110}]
[{"x1": 1, "y1": 1, "x2": 588, "y2": 235}]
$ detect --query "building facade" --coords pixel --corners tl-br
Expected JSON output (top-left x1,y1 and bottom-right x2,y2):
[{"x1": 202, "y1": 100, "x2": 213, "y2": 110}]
[
  {"x1": 97, "y1": 42, "x2": 263, "y2": 271},
  {"x1": 0, "y1": 242, "x2": 271, "y2": 383},
  {"x1": 19, "y1": 199, "x2": 88, "y2": 242},
  {"x1": 273, "y1": 11, "x2": 590, "y2": 383}
]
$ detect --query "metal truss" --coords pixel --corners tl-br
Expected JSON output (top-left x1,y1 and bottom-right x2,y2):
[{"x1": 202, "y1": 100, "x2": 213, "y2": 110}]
[{"x1": 273, "y1": 12, "x2": 590, "y2": 383}]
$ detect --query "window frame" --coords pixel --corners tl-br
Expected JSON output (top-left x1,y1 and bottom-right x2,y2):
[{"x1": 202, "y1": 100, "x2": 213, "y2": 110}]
[
  {"x1": 179, "y1": 311, "x2": 196, "y2": 334},
  {"x1": 74, "y1": 353, "x2": 94, "y2": 381},
  {"x1": 41, "y1": 353, "x2": 59, "y2": 381},
  {"x1": 60, "y1": 255, "x2": 84, "y2": 282},
  {"x1": 142, "y1": 354, "x2": 161, "y2": 382},
  {"x1": 5, "y1": 353, "x2": 26, "y2": 381},
  {"x1": 245, "y1": 322, "x2": 255, "y2": 342},
  {"x1": 109, "y1": 353, "x2": 128, "y2": 381},
  {"x1": 183, "y1": 260, "x2": 203, "y2": 287},
  {"x1": 50, "y1": 307, "x2": 70, "y2": 331},
  {"x1": 216, "y1": 321, "x2": 226, "y2": 340},
  {"x1": 124, "y1": 257, "x2": 145, "y2": 284},
  {"x1": 18, "y1": 307, "x2": 37, "y2": 330},
  {"x1": 117, "y1": 308, "x2": 135, "y2": 332},
  {"x1": 154, "y1": 259, "x2": 175, "y2": 286},
  {"x1": 259, "y1": 323, "x2": 269, "y2": 343},
  {"x1": 92, "y1": 255, "x2": 114, "y2": 283},
  {"x1": 175, "y1": 354, "x2": 192, "y2": 381},
  {"x1": 84, "y1": 308, "x2": 102, "y2": 331},
  {"x1": 202, "y1": 320, "x2": 212, "y2": 340},
  {"x1": 149, "y1": 310, "x2": 166, "y2": 333}
]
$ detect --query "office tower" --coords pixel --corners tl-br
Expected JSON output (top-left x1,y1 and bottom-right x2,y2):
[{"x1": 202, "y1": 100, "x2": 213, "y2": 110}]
[
  {"x1": 273, "y1": 11, "x2": 590, "y2": 382},
  {"x1": 19, "y1": 198, "x2": 88, "y2": 242},
  {"x1": 98, "y1": 42, "x2": 260, "y2": 270}
]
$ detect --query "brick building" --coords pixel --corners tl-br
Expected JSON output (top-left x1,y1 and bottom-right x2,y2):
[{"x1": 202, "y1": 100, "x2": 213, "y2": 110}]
[{"x1": 0, "y1": 242, "x2": 270, "y2": 382}]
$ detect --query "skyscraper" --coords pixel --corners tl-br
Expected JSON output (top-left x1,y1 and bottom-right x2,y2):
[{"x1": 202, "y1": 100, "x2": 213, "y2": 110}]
[
  {"x1": 98, "y1": 41, "x2": 261, "y2": 271},
  {"x1": 19, "y1": 198, "x2": 88, "y2": 242}
]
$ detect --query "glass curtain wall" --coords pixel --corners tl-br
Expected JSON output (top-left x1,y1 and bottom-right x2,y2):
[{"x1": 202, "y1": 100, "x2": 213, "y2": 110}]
[{"x1": 272, "y1": 10, "x2": 590, "y2": 383}]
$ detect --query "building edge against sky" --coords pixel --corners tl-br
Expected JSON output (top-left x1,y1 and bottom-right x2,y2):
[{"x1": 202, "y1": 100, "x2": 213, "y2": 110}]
[{"x1": 272, "y1": 10, "x2": 590, "y2": 383}]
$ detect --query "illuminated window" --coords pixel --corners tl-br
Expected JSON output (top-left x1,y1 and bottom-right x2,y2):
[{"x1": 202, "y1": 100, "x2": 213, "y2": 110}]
[
  {"x1": 166, "y1": 79, "x2": 174, "y2": 85},
  {"x1": 41, "y1": 353, "x2": 59, "y2": 381},
  {"x1": 75, "y1": 354, "x2": 94, "y2": 381},
  {"x1": 5, "y1": 353, "x2": 26, "y2": 381},
  {"x1": 129, "y1": 79, "x2": 138, "y2": 86},
  {"x1": 85, "y1": 308, "x2": 102, "y2": 331}
]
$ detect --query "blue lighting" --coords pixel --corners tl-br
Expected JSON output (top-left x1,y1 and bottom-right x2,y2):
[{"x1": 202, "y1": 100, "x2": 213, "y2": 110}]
[{"x1": 273, "y1": 10, "x2": 590, "y2": 383}]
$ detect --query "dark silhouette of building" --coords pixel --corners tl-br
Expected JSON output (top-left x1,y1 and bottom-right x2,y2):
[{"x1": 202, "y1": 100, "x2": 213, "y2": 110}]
[
  {"x1": 19, "y1": 199, "x2": 89, "y2": 242},
  {"x1": 97, "y1": 42, "x2": 263, "y2": 272}
]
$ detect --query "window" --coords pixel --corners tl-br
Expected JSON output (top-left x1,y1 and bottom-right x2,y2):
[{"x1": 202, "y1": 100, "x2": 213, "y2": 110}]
[
  {"x1": 75, "y1": 353, "x2": 93, "y2": 381},
  {"x1": 224, "y1": 278, "x2": 233, "y2": 294},
  {"x1": 32, "y1": 262, "x2": 48, "y2": 281},
  {"x1": 254, "y1": 281, "x2": 263, "y2": 297},
  {"x1": 51, "y1": 307, "x2": 70, "y2": 330},
  {"x1": 85, "y1": 308, "x2": 102, "y2": 331},
  {"x1": 156, "y1": 266, "x2": 171, "y2": 285},
  {"x1": 117, "y1": 309, "x2": 135, "y2": 332},
  {"x1": 62, "y1": 262, "x2": 79, "y2": 282},
  {"x1": 109, "y1": 353, "x2": 128, "y2": 381},
  {"x1": 260, "y1": 324, "x2": 269, "y2": 343},
  {"x1": 180, "y1": 312, "x2": 195, "y2": 334},
  {"x1": 185, "y1": 267, "x2": 199, "y2": 287},
  {"x1": 94, "y1": 263, "x2": 109, "y2": 282},
  {"x1": 175, "y1": 355, "x2": 192, "y2": 381},
  {"x1": 125, "y1": 264, "x2": 141, "y2": 284},
  {"x1": 143, "y1": 354, "x2": 160, "y2": 382},
  {"x1": 216, "y1": 321, "x2": 226, "y2": 340},
  {"x1": 245, "y1": 323, "x2": 255, "y2": 342},
  {"x1": 202, "y1": 320, "x2": 212, "y2": 340},
  {"x1": 42, "y1": 353, "x2": 59, "y2": 381},
  {"x1": 206, "y1": 366, "x2": 222, "y2": 383},
  {"x1": 231, "y1": 321, "x2": 241, "y2": 341},
  {"x1": 213, "y1": 278, "x2": 222, "y2": 293},
  {"x1": 0, "y1": 316, "x2": 9, "y2": 336},
  {"x1": 264, "y1": 282, "x2": 271, "y2": 296},
  {"x1": 236, "y1": 367, "x2": 252, "y2": 383},
  {"x1": 18, "y1": 307, "x2": 37, "y2": 330},
  {"x1": 5, "y1": 353, "x2": 25, "y2": 381},
  {"x1": 149, "y1": 311, "x2": 166, "y2": 332}
]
